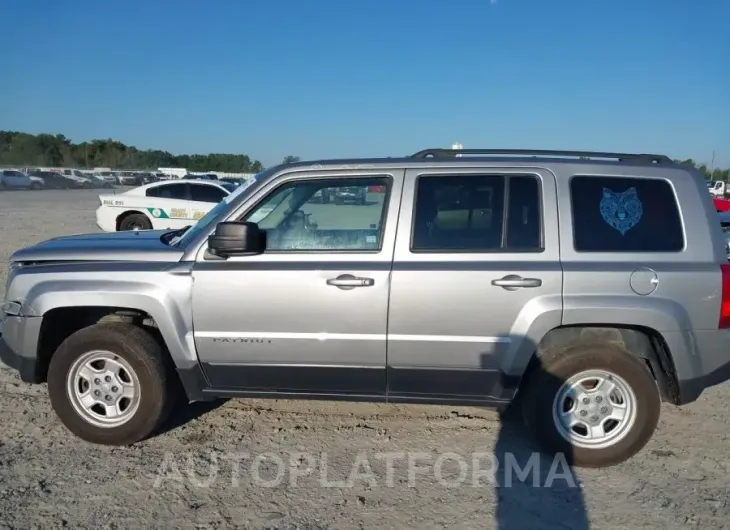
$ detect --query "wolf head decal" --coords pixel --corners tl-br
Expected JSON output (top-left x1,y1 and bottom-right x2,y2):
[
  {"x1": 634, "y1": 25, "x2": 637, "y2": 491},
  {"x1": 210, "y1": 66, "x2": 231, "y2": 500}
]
[{"x1": 599, "y1": 187, "x2": 643, "y2": 235}]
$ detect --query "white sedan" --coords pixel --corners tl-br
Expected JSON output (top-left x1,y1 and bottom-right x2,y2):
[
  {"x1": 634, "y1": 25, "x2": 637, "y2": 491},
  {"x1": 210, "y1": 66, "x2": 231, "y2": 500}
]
[{"x1": 95, "y1": 179, "x2": 238, "y2": 232}]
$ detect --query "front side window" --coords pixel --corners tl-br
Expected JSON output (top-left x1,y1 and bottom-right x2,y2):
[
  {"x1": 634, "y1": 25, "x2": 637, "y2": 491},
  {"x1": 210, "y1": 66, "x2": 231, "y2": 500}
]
[
  {"x1": 411, "y1": 174, "x2": 542, "y2": 252},
  {"x1": 241, "y1": 176, "x2": 391, "y2": 251},
  {"x1": 570, "y1": 176, "x2": 684, "y2": 252}
]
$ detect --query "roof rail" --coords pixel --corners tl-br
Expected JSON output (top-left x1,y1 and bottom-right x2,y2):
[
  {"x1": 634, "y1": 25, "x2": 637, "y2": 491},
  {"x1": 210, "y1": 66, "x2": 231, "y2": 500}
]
[{"x1": 410, "y1": 148, "x2": 673, "y2": 164}]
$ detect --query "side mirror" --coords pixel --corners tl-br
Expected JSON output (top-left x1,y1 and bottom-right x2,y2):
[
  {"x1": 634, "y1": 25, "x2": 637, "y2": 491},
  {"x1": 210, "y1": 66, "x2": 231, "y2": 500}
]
[{"x1": 207, "y1": 221, "x2": 265, "y2": 258}]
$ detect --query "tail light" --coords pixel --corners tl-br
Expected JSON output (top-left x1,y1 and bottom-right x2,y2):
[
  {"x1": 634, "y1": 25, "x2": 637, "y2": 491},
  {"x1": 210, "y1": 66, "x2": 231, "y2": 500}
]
[{"x1": 720, "y1": 264, "x2": 730, "y2": 328}]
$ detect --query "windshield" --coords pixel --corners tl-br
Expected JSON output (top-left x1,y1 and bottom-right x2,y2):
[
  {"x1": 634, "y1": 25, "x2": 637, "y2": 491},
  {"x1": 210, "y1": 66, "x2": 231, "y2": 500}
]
[{"x1": 170, "y1": 170, "x2": 267, "y2": 247}]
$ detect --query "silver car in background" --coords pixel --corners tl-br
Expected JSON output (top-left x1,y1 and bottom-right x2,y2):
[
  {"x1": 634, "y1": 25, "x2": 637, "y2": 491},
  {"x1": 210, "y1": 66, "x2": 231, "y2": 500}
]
[{"x1": 0, "y1": 169, "x2": 35, "y2": 190}]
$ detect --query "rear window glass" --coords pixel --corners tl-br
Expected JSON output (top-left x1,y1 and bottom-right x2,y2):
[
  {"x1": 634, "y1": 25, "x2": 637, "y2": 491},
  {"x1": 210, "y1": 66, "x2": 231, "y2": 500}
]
[{"x1": 570, "y1": 176, "x2": 684, "y2": 252}]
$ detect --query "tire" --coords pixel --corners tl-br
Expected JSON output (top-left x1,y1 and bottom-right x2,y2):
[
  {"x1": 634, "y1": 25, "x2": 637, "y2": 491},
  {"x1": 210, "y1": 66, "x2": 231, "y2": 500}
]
[
  {"x1": 519, "y1": 342, "x2": 660, "y2": 468},
  {"x1": 47, "y1": 322, "x2": 178, "y2": 445},
  {"x1": 31, "y1": 182, "x2": 43, "y2": 190},
  {"x1": 119, "y1": 213, "x2": 152, "y2": 231}
]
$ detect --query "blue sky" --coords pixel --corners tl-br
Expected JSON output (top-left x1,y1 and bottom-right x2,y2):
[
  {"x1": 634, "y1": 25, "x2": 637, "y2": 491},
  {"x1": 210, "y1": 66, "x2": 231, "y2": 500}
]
[{"x1": 2, "y1": 0, "x2": 728, "y2": 168}]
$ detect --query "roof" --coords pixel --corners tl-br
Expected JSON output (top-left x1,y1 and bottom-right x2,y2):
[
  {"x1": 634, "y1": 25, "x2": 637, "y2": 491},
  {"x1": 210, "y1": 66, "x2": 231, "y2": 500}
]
[
  {"x1": 277, "y1": 148, "x2": 679, "y2": 172},
  {"x1": 123, "y1": 178, "x2": 230, "y2": 196}
]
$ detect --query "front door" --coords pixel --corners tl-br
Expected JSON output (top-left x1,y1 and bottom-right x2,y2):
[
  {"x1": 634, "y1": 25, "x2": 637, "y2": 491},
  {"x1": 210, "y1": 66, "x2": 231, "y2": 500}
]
[
  {"x1": 387, "y1": 168, "x2": 562, "y2": 403},
  {"x1": 191, "y1": 170, "x2": 404, "y2": 396}
]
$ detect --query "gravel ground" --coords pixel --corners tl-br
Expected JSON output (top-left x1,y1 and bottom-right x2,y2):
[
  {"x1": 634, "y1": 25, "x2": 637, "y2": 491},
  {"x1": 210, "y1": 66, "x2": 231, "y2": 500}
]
[{"x1": 0, "y1": 189, "x2": 729, "y2": 530}]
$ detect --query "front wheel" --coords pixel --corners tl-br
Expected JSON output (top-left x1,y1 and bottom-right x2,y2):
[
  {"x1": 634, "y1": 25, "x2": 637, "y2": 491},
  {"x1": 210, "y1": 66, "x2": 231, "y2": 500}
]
[
  {"x1": 47, "y1": 323, "x2": 178, "y2": 445},
  {"x1": 520, "y1": 343, "x2": 661, "y2": 468}
]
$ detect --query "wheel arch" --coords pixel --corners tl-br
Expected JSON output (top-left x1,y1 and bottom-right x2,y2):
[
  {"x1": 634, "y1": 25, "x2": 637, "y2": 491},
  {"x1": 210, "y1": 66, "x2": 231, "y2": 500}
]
[
  {"x1": 116, "y1": 210, "x2": 152, "y2": 231},
  {"x1": 525, "y1": 325, "x2": 680, "y2": 404},
  {"x1": 33, "y1": 291, "x2": 197, "y2": 382}
]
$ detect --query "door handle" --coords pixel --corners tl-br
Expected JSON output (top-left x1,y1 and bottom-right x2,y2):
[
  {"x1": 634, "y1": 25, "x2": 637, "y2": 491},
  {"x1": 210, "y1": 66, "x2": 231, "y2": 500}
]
[
  {"x1": 326, "y1": 274, "x2": 375, "y2": 290},
  {"x1": 491, "y1": 275, "x2": 542, "y2": 291}
]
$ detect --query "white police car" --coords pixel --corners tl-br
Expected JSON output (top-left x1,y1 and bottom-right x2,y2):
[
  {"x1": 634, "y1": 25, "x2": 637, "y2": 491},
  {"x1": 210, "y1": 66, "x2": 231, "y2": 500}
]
[{"x1": 95, "y1": 179, "x2": 238, "y2": 232}]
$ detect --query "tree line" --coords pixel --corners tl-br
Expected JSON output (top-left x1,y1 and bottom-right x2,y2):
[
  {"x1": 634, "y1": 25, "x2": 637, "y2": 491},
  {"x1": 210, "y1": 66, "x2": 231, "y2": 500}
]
[
  {"x1": 1, "y1": 131, "x2": 727, "y2": 181},
  {"x1": 0, "y1": 131, "x2": 265, "y2": 173}
]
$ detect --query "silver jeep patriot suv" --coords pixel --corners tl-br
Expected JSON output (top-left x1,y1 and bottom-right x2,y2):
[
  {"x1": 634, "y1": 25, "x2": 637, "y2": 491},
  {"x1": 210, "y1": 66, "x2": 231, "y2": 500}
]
[{"x1": 2, "y1": 148, "x2": 729, "y2": 468}]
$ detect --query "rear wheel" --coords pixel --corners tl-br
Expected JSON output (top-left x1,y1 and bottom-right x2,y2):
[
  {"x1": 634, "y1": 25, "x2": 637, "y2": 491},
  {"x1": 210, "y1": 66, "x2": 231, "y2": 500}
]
[
  {"x1": 47, "y1": 323, "x2": 178, "y2": 445},
  {"x1": 520, "y1": 343, "x2": 661, "y2": 468},
  {"x1": 119, "y1": 213, "x2": 152, "y2": 231}
]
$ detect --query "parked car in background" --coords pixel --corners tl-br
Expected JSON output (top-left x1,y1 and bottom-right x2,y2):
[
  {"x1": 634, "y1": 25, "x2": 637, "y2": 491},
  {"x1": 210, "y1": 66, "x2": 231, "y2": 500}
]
[
  {"x1": 114, "y1": 172, "x2": 142, "y2": 186},
  {"x1": 334, "y1": 185, "x2": 367, "y2": 205},
  {"x1": 90, "y1": 175, "x2": 115, "y2": 188},
  {"x1": 50, "y1": 168, "x2": 95, "y2": 188},
  {"x1": 93, "y1": 171, "x2": 118, "y2": 186},
  {"x1": 0, "y1": 169, "x2": 35, "y2": 190},
  {"x1": 709, "y1": 180, "x2": 726, "y2": 197},
  {"x1": 28, "y1": 171, "x2": 74, "y2": 189},
  {"x1": 713, "y1": 197, "x2": 730, "y2": 212},
  {"x1": 95, "y1": 179, "x2": 237, "y2": 231},
  {"x1": 141, "y1": 172, "x2": 159, "y2": 185},
  {"x1": 29, "y1": 170, "x2": 90, "y2": 189}
]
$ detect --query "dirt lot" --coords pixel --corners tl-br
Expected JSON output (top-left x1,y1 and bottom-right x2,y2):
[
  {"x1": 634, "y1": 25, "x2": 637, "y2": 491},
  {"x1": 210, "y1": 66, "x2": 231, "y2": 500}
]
[{"x1": 1, "y1": 189, "x2": 729, "y2": 530}]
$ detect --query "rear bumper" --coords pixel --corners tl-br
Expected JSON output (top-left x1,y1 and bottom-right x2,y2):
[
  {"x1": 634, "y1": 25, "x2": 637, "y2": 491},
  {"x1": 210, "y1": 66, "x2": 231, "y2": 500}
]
[
  {"x1": 677, "y1": 359, "x2": 730, "y2": 405},
  {"x1": 667, "y1": 328, "x2": 730, "y2": 405}
]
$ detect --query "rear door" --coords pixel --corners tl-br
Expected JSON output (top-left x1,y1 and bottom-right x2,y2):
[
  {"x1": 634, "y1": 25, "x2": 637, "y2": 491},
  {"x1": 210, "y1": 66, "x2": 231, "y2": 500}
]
[
  {"x1": 188, "y1": 183, "x2": 228, "y2": 221},
  {"x1": 144, "y1": 182, "x2": 191, "y2": 228},
  {"x1": 387, "y1": 168, "x2": 562, "y2": 403}
]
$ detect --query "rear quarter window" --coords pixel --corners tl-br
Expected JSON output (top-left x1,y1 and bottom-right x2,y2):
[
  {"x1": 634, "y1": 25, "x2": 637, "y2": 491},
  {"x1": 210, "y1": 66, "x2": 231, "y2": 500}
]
[
  {"x1": 146, "y1": 183, "x2": 188, "y2": 200},
  {"x1": 570, "y1": 176, "x2": 684, "y2": 252}
]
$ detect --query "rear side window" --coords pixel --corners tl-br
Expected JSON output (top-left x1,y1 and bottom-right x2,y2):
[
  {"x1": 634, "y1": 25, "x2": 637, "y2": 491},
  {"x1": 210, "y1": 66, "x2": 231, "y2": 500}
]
[
  {"x1": 189, "y1": 184, "x2": 227, "y2": 203},
  {"x1": 146, "y1": 183, "x2": 188, "y2": 200},
  {"x1": 411, "y1": 174, "x2": 542, "y2": 252},
  {"x1": 570, "y1": 176, "x2": 684, "y2": 252}
]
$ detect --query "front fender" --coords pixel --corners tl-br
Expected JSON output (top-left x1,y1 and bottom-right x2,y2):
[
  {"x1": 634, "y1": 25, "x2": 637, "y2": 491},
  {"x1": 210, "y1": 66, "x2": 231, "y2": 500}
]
[{"x1": 23, "y1": 276, "x2": 198, "y2": 369}]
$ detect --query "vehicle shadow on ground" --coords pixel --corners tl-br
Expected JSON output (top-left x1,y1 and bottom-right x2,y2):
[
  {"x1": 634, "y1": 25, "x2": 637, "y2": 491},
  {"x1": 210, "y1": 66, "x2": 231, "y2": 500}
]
[
  {"x1": 157, "y1": 397, "x2": 228, "y2": 436},
  {"x1": 490, "y1": 347, "x2": 589, "y2": 530},
  {"x1": 494, "y1": 410, "x2": 588, "y2": 529}
]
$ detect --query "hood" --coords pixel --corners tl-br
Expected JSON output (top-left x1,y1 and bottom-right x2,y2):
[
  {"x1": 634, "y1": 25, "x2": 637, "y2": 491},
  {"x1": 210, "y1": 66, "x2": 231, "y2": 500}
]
[{"x1": 10, "y1": 230, "x2": 185, "y2": 263}]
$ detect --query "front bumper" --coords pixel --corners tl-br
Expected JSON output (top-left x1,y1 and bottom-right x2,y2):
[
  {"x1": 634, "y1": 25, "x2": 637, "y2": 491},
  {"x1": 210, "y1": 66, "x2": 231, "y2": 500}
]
[
  {"x1": 0, "y1": 316, "x2": 44, "y2": 383},
  {"x1": 0, "y1": 332, "x2": 39, "y2": 383}
]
